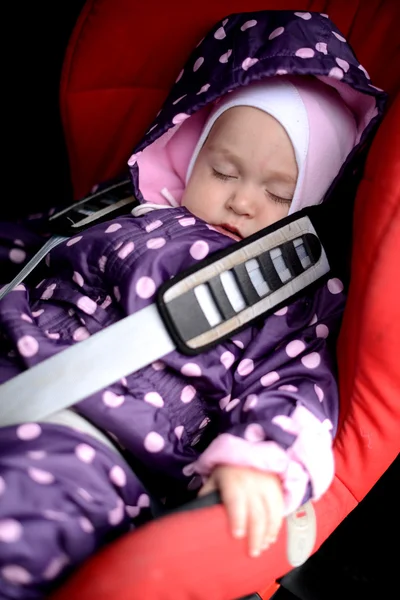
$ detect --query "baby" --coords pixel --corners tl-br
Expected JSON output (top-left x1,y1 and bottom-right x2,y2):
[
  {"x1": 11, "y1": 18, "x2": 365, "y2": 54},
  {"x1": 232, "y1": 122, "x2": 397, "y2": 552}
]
[
  {"x1": 130, "y1": 75, "x2": 357, "y2": 556},
  {"x1": 0, "y1": 11, "x2": 381, "y2": 599}
]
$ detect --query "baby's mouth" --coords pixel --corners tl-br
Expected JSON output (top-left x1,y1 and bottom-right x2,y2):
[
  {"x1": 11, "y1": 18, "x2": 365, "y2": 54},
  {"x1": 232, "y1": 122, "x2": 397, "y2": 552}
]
[{"x1": 216, "y1": 224, "x2": 242, "y2": 240}]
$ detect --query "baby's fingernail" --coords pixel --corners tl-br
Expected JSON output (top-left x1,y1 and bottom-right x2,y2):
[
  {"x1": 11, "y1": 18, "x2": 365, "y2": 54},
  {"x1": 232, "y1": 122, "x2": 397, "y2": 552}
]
[
  {"x1": 233, "y1": 529, "x2": 245, "y2": 539},
  {"x1": 262, "y1": 542, "x2": 270, "y2": 551},
  {"x1": 250, "y1": 548, "x2": 261, "y2": 557}
]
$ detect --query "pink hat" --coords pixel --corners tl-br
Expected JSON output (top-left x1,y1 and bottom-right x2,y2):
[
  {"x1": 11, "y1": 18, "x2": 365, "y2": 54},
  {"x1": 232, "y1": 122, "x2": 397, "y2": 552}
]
[
  {"x1": 131, "y1": 76, "x2": 357, "y2": 215},
  {"x1": 186, "y1": 76, "x2": 357, "y2": 215}
]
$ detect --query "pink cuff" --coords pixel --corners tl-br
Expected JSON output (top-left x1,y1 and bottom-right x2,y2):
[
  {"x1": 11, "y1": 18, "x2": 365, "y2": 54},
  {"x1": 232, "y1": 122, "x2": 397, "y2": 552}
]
[{"x1": 192, "y1": 406, "x2": 334, "y2": 515}]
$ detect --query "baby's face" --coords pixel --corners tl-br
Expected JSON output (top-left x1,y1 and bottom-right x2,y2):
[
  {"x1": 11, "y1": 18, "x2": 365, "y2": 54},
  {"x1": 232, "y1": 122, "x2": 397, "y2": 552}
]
[{"x1": 182, "y1": 106, "x2": 297, "y2": 239}]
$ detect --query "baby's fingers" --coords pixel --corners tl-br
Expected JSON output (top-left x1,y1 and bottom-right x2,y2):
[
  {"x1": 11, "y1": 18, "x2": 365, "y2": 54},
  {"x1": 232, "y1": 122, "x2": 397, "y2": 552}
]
[
  {"x1": 220, "y1": 486, "x2": 247, "y2": 541},
  {"x1": 248, "y1": 497, "x2": 267, "y2": 557}
]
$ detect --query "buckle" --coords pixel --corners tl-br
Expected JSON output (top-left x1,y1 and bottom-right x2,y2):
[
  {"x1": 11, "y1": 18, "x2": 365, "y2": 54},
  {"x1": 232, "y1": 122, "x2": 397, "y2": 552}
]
[
  {"x1": 48, "y1": 179, "x2": 137, "y2": 236},
  {"x1": 157, "y1": 214, "x2": 329, "y2": 355}
]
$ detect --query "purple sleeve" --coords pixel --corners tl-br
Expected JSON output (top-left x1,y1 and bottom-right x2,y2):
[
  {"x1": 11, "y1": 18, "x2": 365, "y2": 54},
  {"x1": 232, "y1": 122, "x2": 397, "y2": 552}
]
[{"x1": 192, "y1": 278, "x2": 346, "y2": 515}]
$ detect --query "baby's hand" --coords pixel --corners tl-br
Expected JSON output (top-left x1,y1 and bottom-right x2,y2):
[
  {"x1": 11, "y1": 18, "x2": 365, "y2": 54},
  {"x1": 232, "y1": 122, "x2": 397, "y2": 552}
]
[{"x1": 199, "y1": 465, "x2": 284, "y2": 557}]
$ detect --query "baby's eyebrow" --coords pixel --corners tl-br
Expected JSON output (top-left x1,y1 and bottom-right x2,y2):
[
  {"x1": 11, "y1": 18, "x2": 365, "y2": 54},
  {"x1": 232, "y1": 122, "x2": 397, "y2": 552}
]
[{"x1": 207, "y1": 145, "x2": 239, "y2": 162}]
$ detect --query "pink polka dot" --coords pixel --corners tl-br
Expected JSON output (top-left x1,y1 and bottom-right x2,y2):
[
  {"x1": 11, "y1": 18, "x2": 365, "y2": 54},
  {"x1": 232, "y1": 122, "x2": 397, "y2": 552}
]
[
  {"x1": 237, "y1": 358, "x2": 254, "y2": 376},
  {"x1": 146, "y1": 237, "x2": 166, "y2": 249},
  {"x1": 178, "y1": 217, "x2": 196, "y2": 227},
  {"x1": 16, "y1": 423, "x2": 42, "y2": 440},
  {"x1": 315, "y1": 42, "x2": 328, "y2": 54},
  {"x1": 260, "y1": 371, "x2": 280, "y2": 386},
  {"x1": 241, "y1": 19, "x2": 257, "y2": 31},
  {"x1": 66, "y1": 236, "x2": 82, "y2": 246},
  {"x1": 28, "y1": 467, "x2": 54, "y2": 485},
  {"x1": 329, "y1": 67, "x2": 344, "y2": 80},
  {"x1": 103, "y1": 390, "x2": 125, "y2": 407},
  {"x1": 175, "y1": 69, "x2": 184, "y2": 82},
  {"x1": 314, "y1": 384, "x2": 324, "y2": 402},
  {"x1": 219, "y1": 49, "x2": 232, "y2": 63},
  {"x1": 358, "y1": 64, "x2": 370, "y2": 79},
  {"x1": 295, "y1": 48, "x2": 315, "y2": 58},
  {"x1": 79, "y1": 517, "x2": 94, "y2": 533},
  {"x1": 101, "y1": 295, "x2": 112, "y2": 309},
  {"x1": 136, "y1": 276, "x2": 156, "y2": 299},
  {"x1": 17, "y1": 335, "x2": 39, "y2": 357},
  {"x1": 336, "y1": 58, "x2": 350, "y2": 72},
  {"x1": 14, "y1": 239, "x2": 24, "y2": 247},
  {"x1": 327, "y1": 278, "x2": 344, "y2": 294},
  {"x1": 278, "y1": 384, "x2": 298, "y2": 392},
  {"x1": 286, "y1": 340, "x2": 306, "y2": 357},
  {"x1": 105, "y1": 223, "x2": 122, "y2": 233},
  {"x1": 114, "y1": 241, "x2": 123, "y2": 251},
  {"x1": 77, "y1": 296, "x2": 97, "y2": 315},
  {"x1": 152, "y1": 360, "x2": 165, "y2": 371},
  {"x1": 174, "y1": 425, "x2": 184, "y2": 439},
  {"x1": 126, "y1": 505, "x2": 140, "y2": 518},
  {"x1": 118, "y1": 241, "x2": 135, "y2": 259},
  {"x1": 332, "y1": 31, "x2": 346, "y2": 42},
  {"x1": 242, "y1": 57, "x2": 259, "y2": 71},
  {"x1": 316, "y1": 324, "x2": 329, "y2": 338},
  {"x1": 244, "y1": 423, "x2": 265, "y2": 442},
  {"x1": 108, "y1": 498, "x2": 125, "y2": 525},
  {"x1": 172, "y1": 113, "x2": 190, "y2": 125},
  {"x1": 144, "y1": 391, "x2": 164, "y2": 408},
  {"x1": 41, "y1": 283, "x2": 56, "y2": 300},
  {"x1": 43, "y1": 554, "x2": 69, "y2": 580},
  {"x1": 243, "y1": 394, "x2": 258, "y2": 411},
  {"x1": 1, "y1": 565, "x2": 32, "y2": 584},
  {"x1": 0, "y1": 476, "x2": 5, "y2": 495},
  {"x1": 219, "y1": 395, "x2": 231, "y2": 409},
  {"x1": 214, "y1": 26, "x2": 226, "y2": 39},
  {"x1": 32, "y1": 309, "x2": 44, "y2": 317},
  {"x1": 73, "y1": 326, "x2": 90, "y2": 341},
  {"x1": 301, "y1": 352, "x2": 321, "y2": 369},
  {"x1": 138, "y1": 493, "x2": 150, "y2": 507},
  {"x1": 0, "y1": 519, "x2": 23, "y2": 542},
  {"x1": 276, "y1": 69, "x2": 288, "y2": 75},
  {"x1": 181, "y1": 363, "x2": 202, "y2": 377},
  {"x1": 274, "y1": 306, "x2": 288, "y2": 316},
  {"x1": 193, "y1": 57, "x2": 204, "y2": 71},
  {"x1": 197, "y1": 84, "x2": 210, "y2": 94},
  {"x1": 9, "y1": 248, "x2": 26, "y2": 263},
  {"x1": 233, "y1": 339, "x2": 244, "y2": 349},
  {"x1": 220, "y1": 351, "x2": 235, "y2": 369},
  {"x1": 144, "y1": 432, "x2": 165, "y2": 452},
  {"x1": 109, "y1": 465, "x2": 127, "y2": 487},
  {"x1": 269, "y1": 27, "x2": 284, "y2": 40},
  {"x1": 181, "y1": 385, "x2": 196, "y2": 403},
  {"x1": 309, "y1": 313, "x2": 318, "y2": 325},
  {"x1": 75, "y1": 444, "x2": 96, "y2": 463},
  {"x1": 190, "y1": 240, "x2": 209, "y2": 260},
  {"x1": 73, "y1": 271, "x2": 84, "y2": 287},
  {"x1": 225, "y1": 398, "x2": 240, "y2": 412},
  {"x1": 98, "y1": 256, "x2": 107, "y2": 272},
  {"x1": 294, "y1": 11, "x2": 312, "y2": 19}
]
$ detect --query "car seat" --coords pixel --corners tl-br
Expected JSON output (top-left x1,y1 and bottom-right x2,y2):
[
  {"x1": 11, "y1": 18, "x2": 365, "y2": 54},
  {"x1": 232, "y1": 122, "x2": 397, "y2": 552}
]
[{"x1": 26, "y1": 0, "x2": 399, "y2": 598}]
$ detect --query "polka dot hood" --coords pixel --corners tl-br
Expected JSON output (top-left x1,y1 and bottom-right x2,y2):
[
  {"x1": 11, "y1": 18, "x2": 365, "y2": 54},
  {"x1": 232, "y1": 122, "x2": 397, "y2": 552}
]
[{"x1": 128, "y1": 10, "x2": 385, "y2": 214}]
